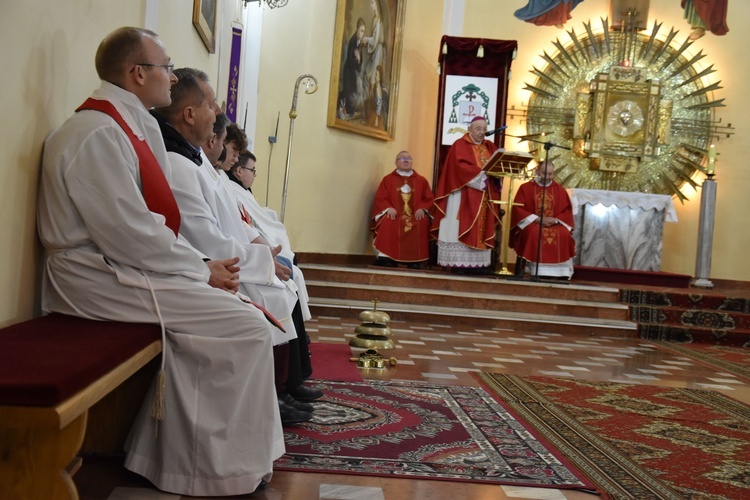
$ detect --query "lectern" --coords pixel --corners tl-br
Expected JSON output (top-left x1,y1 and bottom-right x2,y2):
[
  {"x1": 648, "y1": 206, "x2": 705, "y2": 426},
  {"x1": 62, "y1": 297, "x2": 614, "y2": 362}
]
[{"x1": 484, "y1": 150, "x2": 533, "y2": 275}]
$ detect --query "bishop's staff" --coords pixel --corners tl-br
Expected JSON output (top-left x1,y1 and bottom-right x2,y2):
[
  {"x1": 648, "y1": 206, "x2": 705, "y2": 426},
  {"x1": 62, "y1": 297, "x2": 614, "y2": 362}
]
[{"x1": 280, "y1": 73, "x2": 318, "y2": 222}]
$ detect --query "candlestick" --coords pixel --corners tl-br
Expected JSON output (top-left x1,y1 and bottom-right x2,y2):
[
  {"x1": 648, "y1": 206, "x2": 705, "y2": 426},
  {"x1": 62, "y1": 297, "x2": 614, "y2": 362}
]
[
  {"x1": 707, "y1": 144, "x2": 716, "y2": 175},
  {"x1": 538, "y1": 133, "x2": 547, "y2": 162}
]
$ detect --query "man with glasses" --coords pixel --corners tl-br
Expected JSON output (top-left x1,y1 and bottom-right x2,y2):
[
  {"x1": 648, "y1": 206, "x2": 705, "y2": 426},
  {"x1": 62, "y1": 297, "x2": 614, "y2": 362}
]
[
  {"x1": 228, "y1": 151, "x2": 319, "y2": 417},
  {"x1": 371, "y1": 151, "x2": 433, "y2": 269},
  {"x1": 37, "y1": 28, "x2": 281, "y2": 496},
  {"x1": 432, "y1": 116, "x2": 503, "y2": 273}
]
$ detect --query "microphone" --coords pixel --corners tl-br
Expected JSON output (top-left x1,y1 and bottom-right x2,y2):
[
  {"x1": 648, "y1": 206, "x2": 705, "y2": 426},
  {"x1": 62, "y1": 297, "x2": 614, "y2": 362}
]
[{"x1": 484, "y1": 125, "x2": 507, "y2": 136}]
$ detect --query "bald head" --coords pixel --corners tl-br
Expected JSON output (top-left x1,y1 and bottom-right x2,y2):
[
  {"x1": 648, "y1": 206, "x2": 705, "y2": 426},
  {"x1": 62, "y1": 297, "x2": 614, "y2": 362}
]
[{"x1": 535, "y1": 160, "x2": 555, "y2": 185}]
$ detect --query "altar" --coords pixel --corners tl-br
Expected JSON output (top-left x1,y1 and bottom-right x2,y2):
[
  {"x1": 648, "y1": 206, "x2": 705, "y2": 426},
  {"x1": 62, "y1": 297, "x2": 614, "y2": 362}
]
[{"x1": 568, "y1": 189, "x2": 678, "y2": 272}]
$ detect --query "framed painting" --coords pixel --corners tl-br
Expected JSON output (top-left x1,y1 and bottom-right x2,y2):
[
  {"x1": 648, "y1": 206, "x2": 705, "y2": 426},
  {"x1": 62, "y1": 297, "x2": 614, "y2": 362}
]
[
  {"x1": 193, "y1": 0, "x2": 218, "y2": 53},
  {"x1": 327, "y1": 0, "x2": 407, "y2": 141}
]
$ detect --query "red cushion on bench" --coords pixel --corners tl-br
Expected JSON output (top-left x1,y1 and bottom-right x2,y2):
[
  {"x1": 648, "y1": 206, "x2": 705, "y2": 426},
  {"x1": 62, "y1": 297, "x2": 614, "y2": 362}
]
[{"x1": 0, "y1": 313, "x2": 161, "y2": 407}]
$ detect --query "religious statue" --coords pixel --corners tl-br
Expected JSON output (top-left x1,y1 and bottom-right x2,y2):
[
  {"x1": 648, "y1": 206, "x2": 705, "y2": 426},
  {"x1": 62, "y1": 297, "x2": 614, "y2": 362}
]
[
  {"x1": 514, "y1": 0, "x2": 585, "y2": 29},
  {"x1": 681, "y1": 0, "x2": 729, "y2": 40}
]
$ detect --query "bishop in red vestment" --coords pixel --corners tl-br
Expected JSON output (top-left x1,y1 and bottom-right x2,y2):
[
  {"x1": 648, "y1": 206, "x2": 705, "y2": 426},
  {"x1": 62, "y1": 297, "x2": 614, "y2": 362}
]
[
  {"x1": 510, "y1": 160, "x2": 576, "y2": 278},
  {"x1": 432, "y1": 117, "x2": 502, "y2": 269},
  {"x1": 371, "y1": 151, "x2": 433, "y2": 267}
]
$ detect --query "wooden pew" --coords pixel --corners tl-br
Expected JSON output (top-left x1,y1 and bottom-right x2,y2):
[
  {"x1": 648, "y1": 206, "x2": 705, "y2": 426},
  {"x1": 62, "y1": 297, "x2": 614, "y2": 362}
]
[{"x1": 0, "y1": 314, "x2": 161, "y2": 500}]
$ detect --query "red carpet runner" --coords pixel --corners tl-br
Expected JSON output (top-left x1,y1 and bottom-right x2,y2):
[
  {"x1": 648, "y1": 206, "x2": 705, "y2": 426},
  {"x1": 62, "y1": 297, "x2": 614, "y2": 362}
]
[
  {"x1": 309, "y1": 342, "x2": 363, "y2": 382},
  {"x1": 476, "y1": 373, "x2": 750, "y2": 499}
]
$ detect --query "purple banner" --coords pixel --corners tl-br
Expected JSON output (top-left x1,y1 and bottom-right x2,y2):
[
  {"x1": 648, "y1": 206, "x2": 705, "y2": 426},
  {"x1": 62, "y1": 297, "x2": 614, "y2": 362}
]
[{"x1": 226, "y1": 25, "x2": 243, "y2": 123}]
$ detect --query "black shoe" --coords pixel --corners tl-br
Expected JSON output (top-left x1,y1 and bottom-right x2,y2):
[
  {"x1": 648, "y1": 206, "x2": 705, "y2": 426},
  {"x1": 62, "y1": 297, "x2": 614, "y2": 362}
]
[
  {"x1": 373, "y1": 257, "x2": 397, "y2": 267},
  {"x1": 252, "y1": 480, "x2": 269, "y2": 495},
  {"x1": 278, "y1": 399, "x2": 312, "y2": 424},
  {"x1": 280, "y1": 392, "x2": 314, "y2": 413},
  {"x1": 407, "y1": 262, "x2": 423, "y2": 269},
  {"x1": 288, "y1": 384, "x2": 324, "y2": 402}
]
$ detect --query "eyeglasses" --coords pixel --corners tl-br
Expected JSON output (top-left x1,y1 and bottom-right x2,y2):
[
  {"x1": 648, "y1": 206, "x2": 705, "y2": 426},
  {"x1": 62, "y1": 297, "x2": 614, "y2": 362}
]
[
  {"x1": 397, "y1": 156, "x2": 412, "y2": 161},
  {"x1": 241, "y1": 167, "x2": 257, "y2": 174},
  {"x1": 129, "y1": 63, "x2": 175, "y2": 74}
]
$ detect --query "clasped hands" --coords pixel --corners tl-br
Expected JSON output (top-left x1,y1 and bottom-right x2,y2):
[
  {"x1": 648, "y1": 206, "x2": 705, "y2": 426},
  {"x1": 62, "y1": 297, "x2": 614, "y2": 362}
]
[
  {"x1": 540, "y1": 216, "x2": 560, "y2": 227},
  {"x1": 207, "y1": 257, "x2": 241, "y2": 294},
  {"x1": 385, "y1": 207, "x2": 428, "y2": 220},
  {"x1": 207, "y1": 244, "x2": 292, "y2": 294}
]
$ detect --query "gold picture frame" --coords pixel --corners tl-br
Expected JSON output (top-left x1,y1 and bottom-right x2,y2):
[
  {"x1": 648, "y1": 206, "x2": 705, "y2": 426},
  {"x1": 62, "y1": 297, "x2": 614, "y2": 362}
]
[
  {"x1": 192, "y1": 0, "x2": 218, "y2": 53},
  {"x1": 327, "y1": 0, "x2": 407, "y2": 141}
]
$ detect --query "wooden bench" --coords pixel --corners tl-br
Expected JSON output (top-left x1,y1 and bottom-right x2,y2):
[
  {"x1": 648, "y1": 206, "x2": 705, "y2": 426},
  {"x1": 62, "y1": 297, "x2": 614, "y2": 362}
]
[{"x1": 0, "y1": 313, "x2": 161, "y2": 499}]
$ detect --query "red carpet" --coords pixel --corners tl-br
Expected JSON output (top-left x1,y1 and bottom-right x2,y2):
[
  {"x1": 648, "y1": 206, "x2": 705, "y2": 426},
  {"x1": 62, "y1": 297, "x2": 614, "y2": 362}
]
[
  {"x1": 309, "y1": 342, "x2": 363, "y2": 382},
  {"x1": 477, "y1": 373, "x2": 750, "y2": 499},
  {"x1": 275, "y1": 379, "x2": 596, "y2": 491},
  {"x1": 622, "y1": 289, "x2": 750, "y2": 346}
]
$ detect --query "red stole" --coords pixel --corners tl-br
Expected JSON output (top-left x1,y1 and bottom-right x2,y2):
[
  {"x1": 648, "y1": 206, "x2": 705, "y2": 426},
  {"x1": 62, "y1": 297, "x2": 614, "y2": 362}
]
[{"x1": 76, "y1": 98, "x2": 181, "y2": 237}]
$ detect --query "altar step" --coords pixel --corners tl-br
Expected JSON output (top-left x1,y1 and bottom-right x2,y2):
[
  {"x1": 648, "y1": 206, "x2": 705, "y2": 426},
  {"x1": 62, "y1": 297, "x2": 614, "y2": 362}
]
[
  {"x1": 621, "y1": 289, "x2": 750, "y2": 346},
  {"x1": 299, "y1": 264, "x2": 637, "y2": 337}
]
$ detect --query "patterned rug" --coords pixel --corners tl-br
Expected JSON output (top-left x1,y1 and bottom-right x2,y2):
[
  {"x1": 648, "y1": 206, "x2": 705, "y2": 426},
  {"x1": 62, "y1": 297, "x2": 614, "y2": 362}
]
[
  {"x1": 621, "y1": 289, "x2": 750, "y2": 346},
  {"x1": 274, "y1": 379, "x2": 596, "y2": 491},
  {"x1": 648, "y1": 341, "x2": 750, "y2": 381},
  {"x1": 476, "y1": 373, "x2": 750, "y2": 499}
]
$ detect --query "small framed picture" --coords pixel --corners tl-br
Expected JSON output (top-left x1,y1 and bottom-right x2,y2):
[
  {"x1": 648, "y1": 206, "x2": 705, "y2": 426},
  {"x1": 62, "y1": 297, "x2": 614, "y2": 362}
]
[{"x1": 193, "y1": 0, "x2": 218, "y2": 53}]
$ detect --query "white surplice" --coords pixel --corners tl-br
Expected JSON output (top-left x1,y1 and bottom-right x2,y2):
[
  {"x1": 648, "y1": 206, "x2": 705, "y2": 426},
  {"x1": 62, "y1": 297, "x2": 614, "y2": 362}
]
[
  {"x1": 37, "y1": 81, "x2": 284, "y2": 496},
  {"x1": 167, "y1": 151, "x2": 298, "y2": 345},
  {"x1": 228, "y1": 180, "x2": 312, "y2": 321},
  {"x1": 436, "y1": 172, "x2": 492, "y2": 267}
]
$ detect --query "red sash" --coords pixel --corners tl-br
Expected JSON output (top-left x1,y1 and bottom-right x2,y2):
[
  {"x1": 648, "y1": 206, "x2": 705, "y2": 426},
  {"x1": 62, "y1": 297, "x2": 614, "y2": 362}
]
[{"x1": 76, "y1": 98, "x2": 181, "y2": 236}]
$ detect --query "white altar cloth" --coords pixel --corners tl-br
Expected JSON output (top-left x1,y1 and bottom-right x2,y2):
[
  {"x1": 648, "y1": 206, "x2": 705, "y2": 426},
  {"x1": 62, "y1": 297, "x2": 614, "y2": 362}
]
[{"x1": 568, "y1": 189, "x2": 678, "y2": 223}]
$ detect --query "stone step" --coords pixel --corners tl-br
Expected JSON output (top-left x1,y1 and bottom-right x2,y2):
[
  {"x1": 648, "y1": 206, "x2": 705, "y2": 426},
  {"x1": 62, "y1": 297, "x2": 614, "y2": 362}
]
[
  {"x1": 308, "y1": 297, "x2": 637, "y2": 338},
  {"x1": 299, "y1": 263, "x2": 636, "y2": 338},
  {"x1": 301, "y1": 264, "x2": 622, "y2": 303},
  {"x1": 306, "y1": 280, "x2": 630, "y2": 321}
]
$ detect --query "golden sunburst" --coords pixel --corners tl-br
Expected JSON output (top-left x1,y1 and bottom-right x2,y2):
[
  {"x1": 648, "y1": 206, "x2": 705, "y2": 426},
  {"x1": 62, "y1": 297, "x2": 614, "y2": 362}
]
[{"x1": 523, "y1": 17, "x2": 731, "y2": 199}]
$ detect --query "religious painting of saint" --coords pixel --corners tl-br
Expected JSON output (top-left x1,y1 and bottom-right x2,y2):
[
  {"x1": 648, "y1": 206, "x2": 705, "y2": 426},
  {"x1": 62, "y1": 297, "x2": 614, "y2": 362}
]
[{"x1": 327, "y1": 0, "x2": 407, "y2": 141}]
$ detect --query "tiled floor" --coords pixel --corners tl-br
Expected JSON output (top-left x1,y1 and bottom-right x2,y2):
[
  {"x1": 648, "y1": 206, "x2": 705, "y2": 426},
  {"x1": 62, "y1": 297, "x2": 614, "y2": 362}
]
[{"x1": 76, "y1": 315, "x2": 750, "y2": 499}]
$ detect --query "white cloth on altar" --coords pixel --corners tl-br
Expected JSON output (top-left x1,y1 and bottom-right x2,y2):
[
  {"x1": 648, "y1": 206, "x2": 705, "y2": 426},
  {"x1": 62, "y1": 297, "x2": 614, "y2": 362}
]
[
  {"x1": 167, "y1": 150, "x2": 298, "y2": 345},
  {"x1": 37, "y1": 81, "x2": 283, "y2": 496},
  {"x1": 436, "y1": 172, "x2": 491, "y2": 267},
  {"x1": 228, "y1": 180, "x2": 312, "y2": 321},
  {"x1": 568, "y1": 188, "x2": 678, "y2": 223}
]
